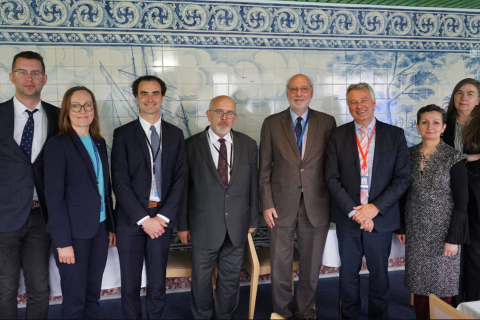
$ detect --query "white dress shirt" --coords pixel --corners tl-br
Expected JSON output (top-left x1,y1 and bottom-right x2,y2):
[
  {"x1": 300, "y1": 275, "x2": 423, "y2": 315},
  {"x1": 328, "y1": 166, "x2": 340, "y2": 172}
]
[
  {"x1": 137, "y1": 116, "x2": 170, "y2": 225},
  {"x1": 207, "y1": 127, "x2": 233, "y2": 182},
  {"x1": 13, "y1": 97, "x2": 47, "y2": 201}
]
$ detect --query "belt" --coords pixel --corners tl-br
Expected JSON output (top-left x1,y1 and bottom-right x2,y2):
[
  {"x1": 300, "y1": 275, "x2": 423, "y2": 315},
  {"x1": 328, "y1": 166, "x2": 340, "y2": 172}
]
[
  {"x1": 31, "y1": 201, "x2": 40, "y2": 209},
  {"x1": 148, "y1": 201, "x2": 162, "y2": 208}
]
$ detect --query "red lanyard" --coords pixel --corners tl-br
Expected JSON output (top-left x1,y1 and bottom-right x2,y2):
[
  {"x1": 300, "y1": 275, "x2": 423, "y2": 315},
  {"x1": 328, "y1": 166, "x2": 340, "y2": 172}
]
[{"x1": 355, "y1": 124, "x2": 376, "y2": 170}]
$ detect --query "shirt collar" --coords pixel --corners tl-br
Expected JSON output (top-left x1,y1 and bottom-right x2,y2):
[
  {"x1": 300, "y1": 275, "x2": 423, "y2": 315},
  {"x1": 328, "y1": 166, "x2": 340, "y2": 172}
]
[
  {"x1": 13, "y1": 96, "x2": 42, "y2": 117},
  {"x1": 354, "y1": 117, "x2": 376, "y2": 132},
  {"x1": 290, "y1": 108, "x2": 309, "y2": 123},
  {"x1": 208, "y1": 126, "x2": 233, "y2": 144},
  {"x1": 139, "y1": 115, "x2": 161, "y2": 133}
]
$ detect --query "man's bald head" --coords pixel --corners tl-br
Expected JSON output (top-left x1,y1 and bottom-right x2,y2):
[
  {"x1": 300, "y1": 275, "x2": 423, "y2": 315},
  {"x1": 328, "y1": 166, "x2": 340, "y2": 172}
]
[{"x1": 207, "y1": 95, "x2": 238, "y2": 137}]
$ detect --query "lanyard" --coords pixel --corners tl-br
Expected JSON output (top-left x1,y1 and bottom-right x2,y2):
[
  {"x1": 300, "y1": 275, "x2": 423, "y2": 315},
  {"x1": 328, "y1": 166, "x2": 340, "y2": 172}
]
[
  {"x1": 207, "y1": 129, "x2": 233, "y2": 171},
  {"x1": 144, "y1": 126, "x2": 162, "y2": 175},
  {"x1": 296, "y1": 114, "x2": 310, "y2": 151},
  {"x1": 88, "y1": 136, "x2": 101, "y2": 193},
  {"x1": 355, "y1": 124, "x2": 376, "y2": 171}
]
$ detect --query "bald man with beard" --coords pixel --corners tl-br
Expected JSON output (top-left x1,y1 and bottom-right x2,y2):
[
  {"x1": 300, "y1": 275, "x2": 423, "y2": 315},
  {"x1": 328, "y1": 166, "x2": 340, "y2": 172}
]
[{"x1": 178, "y1": 96, "x2": 259, "y2": 319}]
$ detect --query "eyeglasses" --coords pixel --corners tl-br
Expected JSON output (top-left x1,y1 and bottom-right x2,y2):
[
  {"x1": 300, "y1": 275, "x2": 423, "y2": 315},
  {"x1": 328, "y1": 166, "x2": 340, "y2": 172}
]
[
  {"x1": 70, "y1": 103, "x2": 95, "y2": 113},
  {"x1": 12, "y1": 69, "x2": 45, "y2": 79},
  {"x1": 209, "y1": 109, "x2": 237, "y2": 119},
  {"x1": 287, "y1": 86, "x2": 312, "y2": 93}
]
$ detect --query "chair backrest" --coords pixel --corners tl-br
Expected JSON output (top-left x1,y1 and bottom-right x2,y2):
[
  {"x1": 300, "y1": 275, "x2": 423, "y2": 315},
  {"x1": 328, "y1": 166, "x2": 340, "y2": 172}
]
[
  {"x1": 429, "y1": 294, "x2": 473, "y2": 319},
  {"x1": 244, "y1": 233, "x2": 260, "y2": 271}
]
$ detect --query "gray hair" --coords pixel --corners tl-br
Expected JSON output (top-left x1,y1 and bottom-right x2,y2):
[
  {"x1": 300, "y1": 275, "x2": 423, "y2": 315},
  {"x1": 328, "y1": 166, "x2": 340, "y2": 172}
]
[
  {"x1": 286, "y1": 74, "x2": 313, "y2": 88},
  {"x1": 346, "y1": 83, "x2": 376, "y2": 101}
]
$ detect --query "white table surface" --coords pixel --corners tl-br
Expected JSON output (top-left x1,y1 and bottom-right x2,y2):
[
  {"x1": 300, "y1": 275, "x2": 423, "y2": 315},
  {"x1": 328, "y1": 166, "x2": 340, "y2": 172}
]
[{"x1": 457, "y1": 301, "x2": 480, "y2": 318}]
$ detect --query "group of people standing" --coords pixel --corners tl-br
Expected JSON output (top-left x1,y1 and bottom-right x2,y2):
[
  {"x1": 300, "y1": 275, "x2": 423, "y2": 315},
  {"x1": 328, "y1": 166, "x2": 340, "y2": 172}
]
[{"x1": 0, "y1": 50, "x2": 479, "y2": 320}]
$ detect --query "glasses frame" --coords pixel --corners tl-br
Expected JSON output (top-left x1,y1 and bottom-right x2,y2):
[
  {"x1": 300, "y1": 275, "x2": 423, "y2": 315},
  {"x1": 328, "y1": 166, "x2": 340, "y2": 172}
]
[
  {"x1": 12, "y1": 69, "x2": 45, "y2": 79},
  {"x1": 287, "y1": 86, "x2": 313, "y2": 93},
  {"x1": 69, "y1": 103, "x2": 95, "y2": 113},
  {"x1": 209, "y1": 109, "x2": 237, "y2": 119}
]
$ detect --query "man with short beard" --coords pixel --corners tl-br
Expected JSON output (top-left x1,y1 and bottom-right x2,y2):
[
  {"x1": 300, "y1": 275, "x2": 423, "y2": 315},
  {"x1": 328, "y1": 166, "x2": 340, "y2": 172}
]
[
  {"x1": 178, "y1": 95, "x2": 258, "y2": 319},
  {"x1": 259, "y1": 74, "x2": 336, "y2": 319}
]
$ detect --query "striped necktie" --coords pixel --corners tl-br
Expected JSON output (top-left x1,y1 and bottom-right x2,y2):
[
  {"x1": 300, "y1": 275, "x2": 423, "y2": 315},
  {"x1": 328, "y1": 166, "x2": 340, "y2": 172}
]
[{"x1": 359, "y1": 126, "x2": 369, "y2": 204}]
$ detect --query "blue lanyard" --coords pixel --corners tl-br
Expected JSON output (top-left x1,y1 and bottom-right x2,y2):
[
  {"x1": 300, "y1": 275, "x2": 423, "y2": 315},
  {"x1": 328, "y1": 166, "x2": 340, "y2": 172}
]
[
  {"x1": 89, "y1": 136, "x2": 101, "y2": 193},
  {"x1": 296, "y1": 113, "x2": 310, "y2": 150}
]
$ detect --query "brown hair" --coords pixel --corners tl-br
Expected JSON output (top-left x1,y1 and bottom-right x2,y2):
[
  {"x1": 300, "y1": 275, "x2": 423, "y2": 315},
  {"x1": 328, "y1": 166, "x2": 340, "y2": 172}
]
[
  {"x1": 59, "y1": 86, "x2": 102, "y2": 140},
  {"x1": 12, "y1": 51, "x2": 45, "y2": 73},
  {"x1": 446, "y1": 78, "x2": 480, "y2": 150},
  {"x1": 131, "y1": 75, "x2": 167, "y2": 97}
]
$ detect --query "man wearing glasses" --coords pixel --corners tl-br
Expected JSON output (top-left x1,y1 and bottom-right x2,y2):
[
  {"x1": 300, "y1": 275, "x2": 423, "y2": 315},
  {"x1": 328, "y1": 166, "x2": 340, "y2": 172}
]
[
  {"x1": 0, "y1": 51, "x2": 59, "y2": 319},
  {"x1": 259, "y1": 74, "x2": 336, "y2": 319},
  {"x1": 178, "y1": 95, "x2": 258, "y2": 319}
]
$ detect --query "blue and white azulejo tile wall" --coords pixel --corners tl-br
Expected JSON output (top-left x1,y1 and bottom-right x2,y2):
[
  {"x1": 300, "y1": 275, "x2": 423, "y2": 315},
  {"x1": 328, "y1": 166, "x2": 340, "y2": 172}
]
[{"x1": 0, "y1": 0, "x2": 479, "y2": 149}]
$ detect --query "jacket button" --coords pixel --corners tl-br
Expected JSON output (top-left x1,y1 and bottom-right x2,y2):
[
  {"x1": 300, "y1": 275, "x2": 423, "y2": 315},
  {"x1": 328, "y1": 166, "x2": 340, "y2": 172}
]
[
  {"x1": 226, "y1": 195, "x2": 229, "y2": 198},
  {"x1": 225, "y1": 212, "x2": 228, "y2": 215},
  {"x1": 301, "y1": 169, "x2": 304, "y2": 172}
]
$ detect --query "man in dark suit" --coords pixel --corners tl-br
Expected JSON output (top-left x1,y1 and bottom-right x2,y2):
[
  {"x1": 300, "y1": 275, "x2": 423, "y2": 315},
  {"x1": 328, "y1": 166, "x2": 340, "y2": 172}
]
[
  {"x1": 178, "y1": 95, "x2": 258, "y2": 319},
  {"x1": 325, "y1": 83, "x2": 410, "y2": 319},
  {"x1": 111, "y1": 75, "x2": 187, "y2": 319},
  {"x1": 259, "y1": 74, "x2": 336, "y2": 319},
  {"x1": 0, "y1": 51, "x2": 58, "y2": 319}
]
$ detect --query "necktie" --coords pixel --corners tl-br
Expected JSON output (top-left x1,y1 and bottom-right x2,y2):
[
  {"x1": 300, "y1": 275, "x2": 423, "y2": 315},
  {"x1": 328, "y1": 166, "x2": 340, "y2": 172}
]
[
  {"x1": 294, "y1": 117, "x2": 303, "y2": 156},
  {"x1": 150, "y1": 125, "x2": 162, "y2": 199},
  {"x1": 218, "y1": 138, "x2": 228, "y2": 188},
  {"x1": 20, "y1": 109, "x2": 38, "y2": 161},
  {"x1": 359, "y1": 127, "x2": 369, "y2": 204}
]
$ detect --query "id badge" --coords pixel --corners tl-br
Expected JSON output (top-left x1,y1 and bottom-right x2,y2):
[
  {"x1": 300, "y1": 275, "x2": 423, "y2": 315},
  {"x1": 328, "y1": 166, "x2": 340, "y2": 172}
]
[
  {"x1": 360, "y1": 175, "x2": 369, "y2": 190},
  {"x1": 152, "y1": 176, "x2": 159, "y2": 197}
]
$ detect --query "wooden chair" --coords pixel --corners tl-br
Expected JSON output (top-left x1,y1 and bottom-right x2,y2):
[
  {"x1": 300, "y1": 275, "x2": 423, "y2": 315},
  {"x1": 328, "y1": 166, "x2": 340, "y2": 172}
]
[
  {"x1": 243, "y1": 233, "x2": 300, "y2": 320},
  {"x1": 270, "y1": 312, "x2": 284, "y2": 319},
  {"x1": 429, "y1": 294, "x2": 473, "y2": 319}
]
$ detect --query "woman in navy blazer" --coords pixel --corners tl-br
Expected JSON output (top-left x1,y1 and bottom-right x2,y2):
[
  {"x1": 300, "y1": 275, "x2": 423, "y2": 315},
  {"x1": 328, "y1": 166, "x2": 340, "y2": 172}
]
[{"x1": 44, "y1": 86, "x2": 115, "y2": 319}]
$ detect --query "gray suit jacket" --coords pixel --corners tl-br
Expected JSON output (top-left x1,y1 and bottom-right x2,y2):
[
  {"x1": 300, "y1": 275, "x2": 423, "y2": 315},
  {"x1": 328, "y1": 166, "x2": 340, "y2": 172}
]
[{"x1": 178, "y1": 127, "x2": 259, "y2": 249}]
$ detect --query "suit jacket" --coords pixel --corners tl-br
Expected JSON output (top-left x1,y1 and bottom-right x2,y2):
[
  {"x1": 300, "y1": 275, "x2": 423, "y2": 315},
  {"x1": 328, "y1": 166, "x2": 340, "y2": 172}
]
[
  {"x1": 0, "y1": 98, "x2": 58, "y2": 232},
  {"x1": 325, "y1": 119, "x2": 411, "y2": 232},
  {"x1": 259, "y1": 108, "x2": 336, "y2": 227},
  {"x1": 44, "y1": 132, "x2": 115, "y2": 248},
  {"x1": 177, "y1": 128, "x2": 259, "y2": 249},
  {"x1": 444, "y1": 120, "x2": 480, "y2": 219},
  {"x1": 111, "y1": 118, "x2": 187, "y2": 231}
]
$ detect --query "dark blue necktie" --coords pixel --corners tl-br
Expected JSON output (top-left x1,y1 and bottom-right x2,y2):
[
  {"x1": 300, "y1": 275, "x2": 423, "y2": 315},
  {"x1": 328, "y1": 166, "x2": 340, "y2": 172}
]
[
  {"x1": 295, "y1": 117, "x2": 303, "y2": 156},
  {"x1": 20, "y1": 109, "x2": 38, "y2": 161}
]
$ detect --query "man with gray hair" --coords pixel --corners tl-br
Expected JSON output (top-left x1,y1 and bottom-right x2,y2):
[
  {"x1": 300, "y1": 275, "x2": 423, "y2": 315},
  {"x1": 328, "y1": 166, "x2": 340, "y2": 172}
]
[
  {"x1": 259, "y1": 74, "x2": 336, "y2": 319},
  {"x1": 325, "y1": 83, "x2": 410, "y2": 319}
]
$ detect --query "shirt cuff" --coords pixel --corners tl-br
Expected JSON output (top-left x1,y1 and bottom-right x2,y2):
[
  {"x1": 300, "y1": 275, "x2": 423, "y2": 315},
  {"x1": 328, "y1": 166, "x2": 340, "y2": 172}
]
[
  {"x1": 137, "y1": 216, "x2": 150, "y2": 226},
  {"x1": 348, "y1": 209, "x2": 359, "y2": 218},
  {"x1": 157, "y1": 214, "x2": 170, "y2": 223}
]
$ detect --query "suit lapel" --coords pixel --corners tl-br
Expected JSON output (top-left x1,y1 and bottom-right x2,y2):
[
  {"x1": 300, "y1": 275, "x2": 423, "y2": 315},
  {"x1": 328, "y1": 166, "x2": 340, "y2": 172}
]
[
  {"x1": 227, "y1": 130, "x2": 241, "y2": 187},
  {"x1": 281, "y1": 109, "x2": 301, "y2": 161},
  {"x1": 161, "y1": 121, "x2": 171, "y2": 190},
  {"x1": 72, "y1": 131, "x2": 97, "y2": 186},
  {"x1": 133, "y1": 119, "x2": 152, "y2": 169},
  {"x1": 372, "y1": 120, "x2": 383, "y2": 179},
  {"x1": 348, "y1": 122, "x2": 361, "y2": 175},
  {"x1": 0, "y1": 99, "x2": 30, "y2": 163},
  {"x1": 199, "y1": 129, "x2": 226, "y2": 188},
  {"x1": 97, "y1": 139, "x2": 110, "y2": 188},
  {"x1": 33, "y1": 101, "x2": 57, "y2": 164},
  {"x1": 302, "y1": 109, "x2": 319, "y2": 161}
]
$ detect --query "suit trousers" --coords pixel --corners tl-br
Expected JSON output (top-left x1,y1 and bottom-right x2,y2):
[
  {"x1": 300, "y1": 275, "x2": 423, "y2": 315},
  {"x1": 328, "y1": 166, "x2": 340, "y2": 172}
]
[
  {"x1": 53, "y1": 221, "x2": 109, "y2": 319},
  {"x1": 116, "y1": 214, "x2": 173, "y2": 320},
  {"x1": 336, "y1": 224, "x2": 393, "y2": 319},
  {"x1": 0, "y1": 208, "x2": 50, "y2": 320},
  {"x1": 191, "y1": 232, "x2": 245, "y2": 319},
  {"x1": 269, "y1": 195, "x2": 329, "y2": 319}
]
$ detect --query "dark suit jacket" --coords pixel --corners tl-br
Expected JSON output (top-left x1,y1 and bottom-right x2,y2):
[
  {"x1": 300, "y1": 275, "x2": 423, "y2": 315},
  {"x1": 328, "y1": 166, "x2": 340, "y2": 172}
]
[
  {"x1": 444, "y1": 120, "x2": 480, "y2": 219},
  {"x1": 259, "y1": 108, "x2": 336, "y2": 227},
  {"x1": 0, "y1": 98, "x2": 58, "y2": 232},
  {"x1": 325, "y1": 120, "x2": 410, "y2": 232},
  {"x1": 111, "y1": 118, "x2": 187, "y2": 231},
  {"x1": 177, "y1": 128, "x2": 259, "y2": 249},
  {"x1": 44, "y1": 132, "x2": 114, "y2": 249}
]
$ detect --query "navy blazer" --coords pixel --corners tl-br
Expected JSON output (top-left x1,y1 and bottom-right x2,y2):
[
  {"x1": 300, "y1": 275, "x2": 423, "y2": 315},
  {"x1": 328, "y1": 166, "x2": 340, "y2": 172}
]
[
  {"x1": 325, "y1": 120, "x2": 411, "y2": 232},
  {"x1": 111, "y1": 118, "x2": 187, "y2": 231},
  {"x1": 0, "y1": 98, "x2": 58, "y2": 232},
  {"x1": 44, "y1": 132, "x2": 115, "y2": 249}
]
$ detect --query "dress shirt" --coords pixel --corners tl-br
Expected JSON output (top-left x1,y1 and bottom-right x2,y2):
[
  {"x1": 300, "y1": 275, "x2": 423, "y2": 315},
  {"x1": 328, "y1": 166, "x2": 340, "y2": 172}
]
[
  {"x1": 137, "y1": 116, "x2": 170, "y2": 225},
  {"x1": 13, "y1": 96, "x2": 47, "y2": 201},
  {"x1": 348, "y1": 117, "x2": 377, "y2": 218},
  {"x1": 290, "y1": 108, "x2": 309, "y2": 159},
  {"x1": 207, "y1": 127, "x2": 233, "y2": 182}
]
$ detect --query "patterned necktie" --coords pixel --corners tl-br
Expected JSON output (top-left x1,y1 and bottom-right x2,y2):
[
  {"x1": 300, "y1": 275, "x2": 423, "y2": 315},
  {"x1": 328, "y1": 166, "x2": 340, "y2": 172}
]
[
  {"x1": 20, "y1": 109, "x2": 38, "y2": 161},
  {"x1": 359, "y1": 126, "x2": 369, "y2": 204},
  {"x1": 218, "y1": 138, "x2": 228, "y2": 188},
  {"x1": 294, "y1": 117, "x2": 303, "y2": 156},
  {"x1": 150, "y1": 125, "x2": 162, "y2": 199}
]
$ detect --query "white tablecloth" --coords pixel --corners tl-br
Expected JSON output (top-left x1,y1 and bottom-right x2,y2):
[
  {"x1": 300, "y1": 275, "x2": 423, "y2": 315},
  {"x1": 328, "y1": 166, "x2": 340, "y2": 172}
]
[
  {"x1": 18, "y1": 224, "x2": 405, "y2": 296},
  {"x1": 457, "y1": 301, "x2": 480, "y2": 318}
]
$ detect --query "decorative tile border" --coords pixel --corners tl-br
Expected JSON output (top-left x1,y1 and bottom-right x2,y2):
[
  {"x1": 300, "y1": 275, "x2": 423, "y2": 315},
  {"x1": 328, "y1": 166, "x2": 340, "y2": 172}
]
[{"x1": 0, "y1": 1, "x2": 478, "y2": 52}]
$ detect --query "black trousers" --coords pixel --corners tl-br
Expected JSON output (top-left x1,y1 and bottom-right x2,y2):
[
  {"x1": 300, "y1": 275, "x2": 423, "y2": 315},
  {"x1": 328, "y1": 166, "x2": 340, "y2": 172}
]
[
  {"x1": 53, "y1": 221, "x2": 109, "y2": 319},
  {"x1": 0, "y1": 208, "x2": 50, "y2": 320},
  {"x1": 191, "y1": 232, "x2": 245, "y2": 319},
  {"x1": 116, "y1": 213, "x2": 173, "y2": 320},
  {"x1": 336, "y1": 224, "x2": 392, "y2": 320}
]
